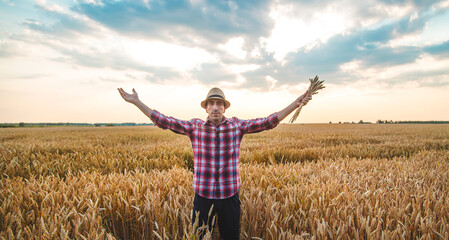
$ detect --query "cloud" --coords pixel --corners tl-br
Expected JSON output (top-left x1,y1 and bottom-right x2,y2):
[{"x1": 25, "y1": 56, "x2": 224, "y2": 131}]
[
  {"x1": 23, "y1": 3, "x2": 98, "y2": 39},
  {"x1": 71, "y1": 0, "x2": 274, "y2": 46},
  {"x1": 240, "y1": 2, "x2": 449, "y2": 88},
  {"x1": 53, "y1": 45, "x2": 186, "y2": 83},
  {"x1": 193, "y1": 63, "x2": 235, "y2": 84},
  {"x1": 5, "y1": 0, "x2": 449, "y2": 90},
  {"x1": 424, "y1": 40, "x2": 449, "y2": 56},
  {"x1": 0, "y1": 40, "x2": 17, "y2": 57}
]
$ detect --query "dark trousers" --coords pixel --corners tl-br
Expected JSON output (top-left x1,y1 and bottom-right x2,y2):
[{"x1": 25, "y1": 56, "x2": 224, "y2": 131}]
[{"x1": 192, "y1": 193, "x2": 241, "y2": 240}]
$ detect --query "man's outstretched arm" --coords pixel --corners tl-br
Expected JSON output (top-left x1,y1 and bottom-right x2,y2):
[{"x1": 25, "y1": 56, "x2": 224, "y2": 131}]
[
  {"x1": 117, "y1": 88, "x2": 154, "y2": 121},
  {"x1": 276, "y1": 90, "x2": 311, "y2": 122},
  {"x1": 118, "y1": 88, "x2": 193, "y2": 135}
]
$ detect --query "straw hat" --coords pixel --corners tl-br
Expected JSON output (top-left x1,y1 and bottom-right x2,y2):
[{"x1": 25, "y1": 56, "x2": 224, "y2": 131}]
[{"x1": 201, "y1": 87, "x2": 231, "y2": 109}]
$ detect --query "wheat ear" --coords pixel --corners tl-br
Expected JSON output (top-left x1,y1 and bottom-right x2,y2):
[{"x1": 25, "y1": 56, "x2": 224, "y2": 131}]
[{"x1": 289, "y1": 75, "x2": 325, "y2": 123}]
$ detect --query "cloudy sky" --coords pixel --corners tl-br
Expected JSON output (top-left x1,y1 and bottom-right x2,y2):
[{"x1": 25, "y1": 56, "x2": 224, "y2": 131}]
[{"x1": 1, "y1": 0, "x2": 448, "y2": 123}]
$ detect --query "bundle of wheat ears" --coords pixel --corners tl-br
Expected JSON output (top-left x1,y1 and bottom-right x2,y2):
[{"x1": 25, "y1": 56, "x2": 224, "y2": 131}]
[{"x1": 289, "y1": 75, "x2": 325, "y2": 123}]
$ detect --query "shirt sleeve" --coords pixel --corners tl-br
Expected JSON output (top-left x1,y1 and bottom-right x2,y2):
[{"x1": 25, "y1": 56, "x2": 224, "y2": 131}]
[
  {"x1": 239, "y1": 112, "x2": 279, "y2": 135},
  {"x1": 150, "y1": 110, "x2": 193, "y2": 136}
]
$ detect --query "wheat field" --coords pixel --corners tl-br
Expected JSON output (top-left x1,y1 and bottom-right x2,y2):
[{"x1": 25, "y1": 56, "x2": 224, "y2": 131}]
[{"x1": 1, "y1": 124, "x2": 448, "y2": 239}]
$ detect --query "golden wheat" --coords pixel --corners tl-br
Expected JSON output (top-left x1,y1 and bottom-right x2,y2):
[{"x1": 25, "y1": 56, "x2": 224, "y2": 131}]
[{"x1": 1, "y1": 124, "x2": 448, "y2": 239}]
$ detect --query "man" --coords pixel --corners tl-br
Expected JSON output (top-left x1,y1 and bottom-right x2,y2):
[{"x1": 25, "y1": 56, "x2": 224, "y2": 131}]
[{"x1": 117, "y1": 87, "x2": 311, "y2": 239}]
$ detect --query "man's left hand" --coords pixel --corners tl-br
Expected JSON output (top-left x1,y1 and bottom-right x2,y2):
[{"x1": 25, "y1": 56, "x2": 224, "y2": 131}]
[{"x1": 298, "y1": 90, "x2": 312, "y2": 106}]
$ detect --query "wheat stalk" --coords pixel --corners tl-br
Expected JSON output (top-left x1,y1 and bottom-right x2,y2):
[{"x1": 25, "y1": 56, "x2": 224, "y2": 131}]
[
  {"x1": 1, "y1": 125, "x2": 449, "y2": 239},
  {"x1": 289, "y1": 75, "x2": 325, "y2": 123}
]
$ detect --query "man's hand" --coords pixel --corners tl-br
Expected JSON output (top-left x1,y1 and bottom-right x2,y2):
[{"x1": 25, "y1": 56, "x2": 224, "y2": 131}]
[
  {"x1": 297, "y1": 90, "x2": 312, "y2": 106},
  {"x1": 118, "y1": 88, "x2": 139, "y2": 104},
  {"x1": 276, "y1": 90, "x2": 312, "y2": 122},
  {"x1": 118, "y1": 87, "x2": 154, "y2": 119}
]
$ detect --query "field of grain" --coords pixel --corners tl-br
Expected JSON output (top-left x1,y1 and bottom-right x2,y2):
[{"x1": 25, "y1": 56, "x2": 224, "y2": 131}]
[{"x1": 1, "y1": 124, "x2": 448, "y2": 239}]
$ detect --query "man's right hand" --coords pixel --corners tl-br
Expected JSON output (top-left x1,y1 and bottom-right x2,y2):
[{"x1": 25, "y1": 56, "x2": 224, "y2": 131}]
[{"x1": 118, "y1": 88, "x2": 139, "y2": 104}]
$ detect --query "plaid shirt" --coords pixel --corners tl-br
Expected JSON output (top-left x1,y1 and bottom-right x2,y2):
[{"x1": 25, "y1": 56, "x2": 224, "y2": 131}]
[{"x1": 150, "y1": 110, "x2": 279, "y2": 199}]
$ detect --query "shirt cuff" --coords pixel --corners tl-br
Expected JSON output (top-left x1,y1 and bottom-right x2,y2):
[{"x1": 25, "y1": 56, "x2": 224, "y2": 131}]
[
  {"x1": 269, "y1": 112, "x2": 280, "y2": 127},
  {"x1": 150, "y1": 110, "x2": 160, "y2": 125}
]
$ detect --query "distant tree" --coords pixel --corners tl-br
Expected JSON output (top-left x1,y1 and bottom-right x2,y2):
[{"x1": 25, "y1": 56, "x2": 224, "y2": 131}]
[{"x1": 19, "y1": 122, "x2": 25, "y2": 127}]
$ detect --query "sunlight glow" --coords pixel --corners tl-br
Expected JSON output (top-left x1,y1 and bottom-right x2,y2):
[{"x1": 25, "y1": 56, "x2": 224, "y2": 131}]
[
  {"x1": 227, "y1": 64, "x2": 260, "y2": 74},
  {"x1": 262, "y1": 5, "x2": 348, "y2": 61},
  {"x1": 219, "y1": 37, "x2": 247, "y2": 59},
  {"x1": 128, "y1": 40, "x2": 217, "y2": 70}
]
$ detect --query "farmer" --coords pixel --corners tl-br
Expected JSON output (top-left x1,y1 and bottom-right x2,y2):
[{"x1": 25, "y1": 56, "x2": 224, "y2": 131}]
[{"x1": 117, "y1": 87, "x2": 311, "y2": 239}]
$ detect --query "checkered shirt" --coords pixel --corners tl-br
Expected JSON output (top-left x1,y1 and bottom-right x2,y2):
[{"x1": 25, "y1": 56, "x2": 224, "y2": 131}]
[{"x1": 150, "y1": 110, "x2": 279, "y2": 199}]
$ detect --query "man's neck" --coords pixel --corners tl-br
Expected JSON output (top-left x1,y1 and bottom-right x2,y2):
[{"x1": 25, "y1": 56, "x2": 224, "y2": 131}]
[{"x1": 208, "y1": 116, "x2": 225, "y2": 126}]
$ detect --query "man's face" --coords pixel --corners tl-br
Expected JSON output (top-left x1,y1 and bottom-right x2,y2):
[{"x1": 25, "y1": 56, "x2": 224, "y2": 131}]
[{"x1": 206, "y1": 99, "x2": 226, "y2": 125}]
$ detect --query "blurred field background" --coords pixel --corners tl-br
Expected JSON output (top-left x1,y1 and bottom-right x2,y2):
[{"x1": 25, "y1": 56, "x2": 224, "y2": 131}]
[{"x1": 1, "y1": 124, "x2": 448, "y2": 239}]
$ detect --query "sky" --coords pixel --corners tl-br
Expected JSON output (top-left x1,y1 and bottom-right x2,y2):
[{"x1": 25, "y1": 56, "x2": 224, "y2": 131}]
[{"x1": 1, "y1": 0, "x2": 449, "y2": 124}]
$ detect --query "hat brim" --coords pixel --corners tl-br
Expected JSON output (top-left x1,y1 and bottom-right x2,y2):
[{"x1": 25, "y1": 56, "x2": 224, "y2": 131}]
[{"x1": 201, "y1": 97, "x2": 231, "y2": 109}]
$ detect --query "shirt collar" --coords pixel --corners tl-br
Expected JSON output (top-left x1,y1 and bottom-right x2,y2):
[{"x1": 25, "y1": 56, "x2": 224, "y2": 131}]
[{"x1": 205, "y1": 116, "x2": 229, "y2": 126}]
